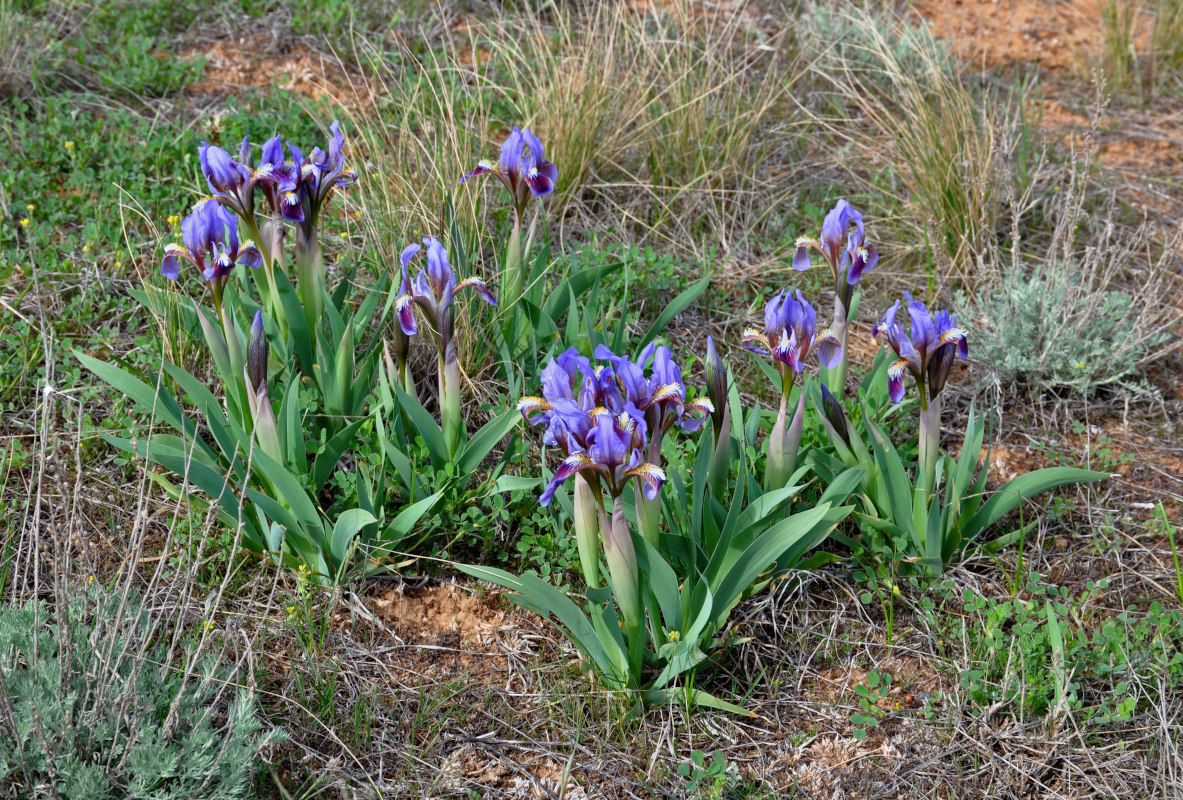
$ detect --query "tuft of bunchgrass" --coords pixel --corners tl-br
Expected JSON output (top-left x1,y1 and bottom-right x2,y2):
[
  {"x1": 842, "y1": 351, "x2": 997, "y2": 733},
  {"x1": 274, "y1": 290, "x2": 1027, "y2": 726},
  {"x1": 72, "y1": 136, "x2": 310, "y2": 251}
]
[{"x1": 801, "y1": 6, "x2": 1039, "y2": 289}]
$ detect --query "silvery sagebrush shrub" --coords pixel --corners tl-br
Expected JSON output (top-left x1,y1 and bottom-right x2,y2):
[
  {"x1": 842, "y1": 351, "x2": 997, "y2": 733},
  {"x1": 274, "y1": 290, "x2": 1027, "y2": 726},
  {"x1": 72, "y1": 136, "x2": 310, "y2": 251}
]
[
  {"x1": 957, "y1": 177, "x2": 1182, "y2": 397},
  {"x1": 0, "y1": 592, "x2": 284, "y2": 799}
]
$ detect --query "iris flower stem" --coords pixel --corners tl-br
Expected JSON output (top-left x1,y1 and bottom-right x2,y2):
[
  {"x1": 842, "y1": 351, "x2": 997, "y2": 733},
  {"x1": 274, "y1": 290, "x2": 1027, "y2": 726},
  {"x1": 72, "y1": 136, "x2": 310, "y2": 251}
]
[
  {"x1": 500, "y1": 217, "x2": 524, "y2": 345},
  {"x1": 918, "y1": 386, "x2": 941, "y2": 500},
  {"x1": 573, "y1": 475, "x2": 603, "y2": 589},
  {"x1": 440, "y1": 347, "x2": 462, "y2": 457},
  {"x1": 765, "y1": 389, "x2": 790, "y2": 494},
  {"x1": 600, "y1": 496, "x2": 642, "y2": 681}
]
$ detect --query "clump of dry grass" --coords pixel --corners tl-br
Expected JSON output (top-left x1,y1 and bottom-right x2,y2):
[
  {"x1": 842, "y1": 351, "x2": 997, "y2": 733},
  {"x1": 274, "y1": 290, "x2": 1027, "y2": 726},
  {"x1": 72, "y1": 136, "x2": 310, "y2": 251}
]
[
  {"x1": 800, "y1": 6, "x2": 1038, "y2": 289},
  {"x1": 348, "y1": 1, "x2": 795, "y2": 269}
]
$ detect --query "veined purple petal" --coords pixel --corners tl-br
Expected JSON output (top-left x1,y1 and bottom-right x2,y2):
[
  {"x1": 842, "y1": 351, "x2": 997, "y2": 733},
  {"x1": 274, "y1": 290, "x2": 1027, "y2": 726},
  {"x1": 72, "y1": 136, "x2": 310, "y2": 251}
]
[
  {"x1": 460, "y1": 159, "x2": 498, "y2": 184},
  {"x1": 624, "y1": 462, "x2": 666, "y2": 500},
  {"x1": 541, "y1": 454, "x2": 598, "y2": 506},
  {"x1": 238, "y1": 241, "x2": 263, "y2": 269},
  {"x1": 887, "y1": 358, "x2": 908, "y2": 404},
  {"x1": 587, "y1": 413, "x2": 630, "y2": 475},
  {"x1": 456, "y1": 276, "x2": 497, "y2": 306},
  {"x1": 793, "y1": 238, "x2": 813, "y2": 271},
  {"x1": 280, "y1": 190, "x2": 304, "y2": 222},
  {"x1": 815, "y1": 328, "x2": 843, "y2": 369},
  {"x1": 774, "y1": 328, "x2": 800, "y2": 370},
  {"x1": 847, "y1": 244, "x2": 878, "y2": 284},
  {"x1": 395, "y1": 294, "x2": 418, "y2": 336},
  {"x1": 525, "y1": 159, "x2": 557, "y2": 196}
]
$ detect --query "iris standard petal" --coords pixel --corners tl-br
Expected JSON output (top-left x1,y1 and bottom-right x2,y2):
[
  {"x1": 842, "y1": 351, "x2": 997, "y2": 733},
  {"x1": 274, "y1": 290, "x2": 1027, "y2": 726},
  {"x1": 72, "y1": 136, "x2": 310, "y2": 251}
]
[
  {"x1": 400, "y1": 243, "x2": 421, "y2": 269},
  {"x1": 260, "y1": 134, "x2": 284, "y2": 168},
  {"x1": 499, "y1": 126, "x2": 524, "y2": 180},
  {"x1": 819, "y1": 200, "x2": 851, "y2": 252},
  {"x1": 422, "y1": 237, "x2": 455, "y2": 300},
  {"x1": 328, "y1": 120, "x2": 344, "y2": 169},
  {"x1": 200, "y1": 143, "x2": 248, "y2": 193},
  {"x1": 541, "y1": 360, "x2": 577, "y2": 404},
  {"x1": 520, "y1": 128, "x2": 546, "y2": 163}
]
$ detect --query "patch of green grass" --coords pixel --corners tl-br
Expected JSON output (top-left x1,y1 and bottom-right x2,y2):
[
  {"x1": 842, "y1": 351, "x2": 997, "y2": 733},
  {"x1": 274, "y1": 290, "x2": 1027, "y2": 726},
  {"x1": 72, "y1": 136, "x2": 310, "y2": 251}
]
[{"x1": 920, "y1": 576, "x2": 1183, "y2": 723}]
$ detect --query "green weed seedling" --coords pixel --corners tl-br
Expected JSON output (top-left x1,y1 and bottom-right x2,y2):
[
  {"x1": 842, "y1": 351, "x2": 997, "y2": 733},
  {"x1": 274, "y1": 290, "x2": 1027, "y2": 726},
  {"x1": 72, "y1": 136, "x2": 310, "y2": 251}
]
[
  {"x1": 852, "y1": 669, "x2": 892, "y2": 740},
  {"x1": 678, "y1": 749, "x2": 737, "y2": 800}
]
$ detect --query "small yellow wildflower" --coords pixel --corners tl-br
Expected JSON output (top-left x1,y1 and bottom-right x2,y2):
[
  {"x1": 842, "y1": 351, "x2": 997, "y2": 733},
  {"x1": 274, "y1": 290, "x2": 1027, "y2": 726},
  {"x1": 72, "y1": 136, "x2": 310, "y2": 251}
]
[
  {"x1": 82, "y1": 244, "x2": 90, "y2": 253},
  {"x1": 64, "y1": 140, "x2": 75, "y2": 150},
  {"x1": 204, "y1": 620, "x2": 215, "y2": 632},
  {"x1": 667, "y1": 630, "x2": 680, "y2": 642},
  {"x1": 26, "y1": 204, "x2": 35, "y2": 212},
  {"x1": 1075, "y1": 361, "x2": 1085, "y2": 369},
  {"x1": 892, "y1": 583, "x2": 901, "y2": 598},
  {"x1": 20, "y1": 218, "x2": 30, "y2": 227},
  {"x1": 87, "y1": 575, "x2": 95, "y2": 585},
  {"x1": 340, "y1": 231, "x2": 348, "y2": 238},
  {"x1": 167, "y1": 214, "x2": 180, "y2": 227},
  {"x1": 287, "y1": 605, "x2": 296, "y2": 615}
]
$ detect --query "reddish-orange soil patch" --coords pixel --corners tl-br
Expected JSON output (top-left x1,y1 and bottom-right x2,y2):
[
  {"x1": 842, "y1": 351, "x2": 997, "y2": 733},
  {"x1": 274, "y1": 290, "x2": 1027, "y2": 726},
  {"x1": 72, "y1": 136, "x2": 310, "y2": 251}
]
[
  {"x1": 184, "y1": 34, "x2": 373, "y2": 107},
  {"x1": 364, "y1": 580, "x2": 513, "y2": 645},
  {"x1": 910, "y1": 0, "x2": 1150, "y2": 72}
]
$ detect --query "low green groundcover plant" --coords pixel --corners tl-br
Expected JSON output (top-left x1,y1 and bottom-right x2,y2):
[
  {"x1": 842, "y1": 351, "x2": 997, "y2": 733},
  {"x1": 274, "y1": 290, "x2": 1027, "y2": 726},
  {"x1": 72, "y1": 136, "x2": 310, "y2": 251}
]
[{"x1": 0, "y1": 593, "x2": 283, "y2": 799}]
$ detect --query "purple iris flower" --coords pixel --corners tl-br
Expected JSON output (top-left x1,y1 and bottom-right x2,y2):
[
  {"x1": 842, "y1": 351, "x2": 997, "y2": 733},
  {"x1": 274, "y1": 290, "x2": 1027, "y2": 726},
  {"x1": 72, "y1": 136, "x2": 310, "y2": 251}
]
[
  {"x1": 593, "y1": 344, "x2": 714, "y2": 461},
  {"x1": 249, "y1": 134, "x2": 304, "y2": 222},
  {"x1": 871, "y1": 292, "x2": 968, "y2": 403},
  {"x1": 792, "y1": 199, "x2": 878, "y2": 323},
  {"x1": 519, "y1": 348, "x2": 603, "y2": 454},
  {"x1": 160, "y1": 199, "x2": 262, "y2": 284},
  {"x1": 743, "y1": 290, "x2": 843, "y2": 376},
  {"x1": 290, "y1": 120, "x2": 357, "y2": 211},
  {"x1": 201, "y1": 135, "x2": 305, "y2": 223},
  {"x1": 461, "y1": 126, "x2": 557, "y2": 217},
  {"x1": 395, "y1": 237, "x2": 497, "y2": 337},
  {"x1": 539, "y1": 411, "x2": 665, "y2": 507}
]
